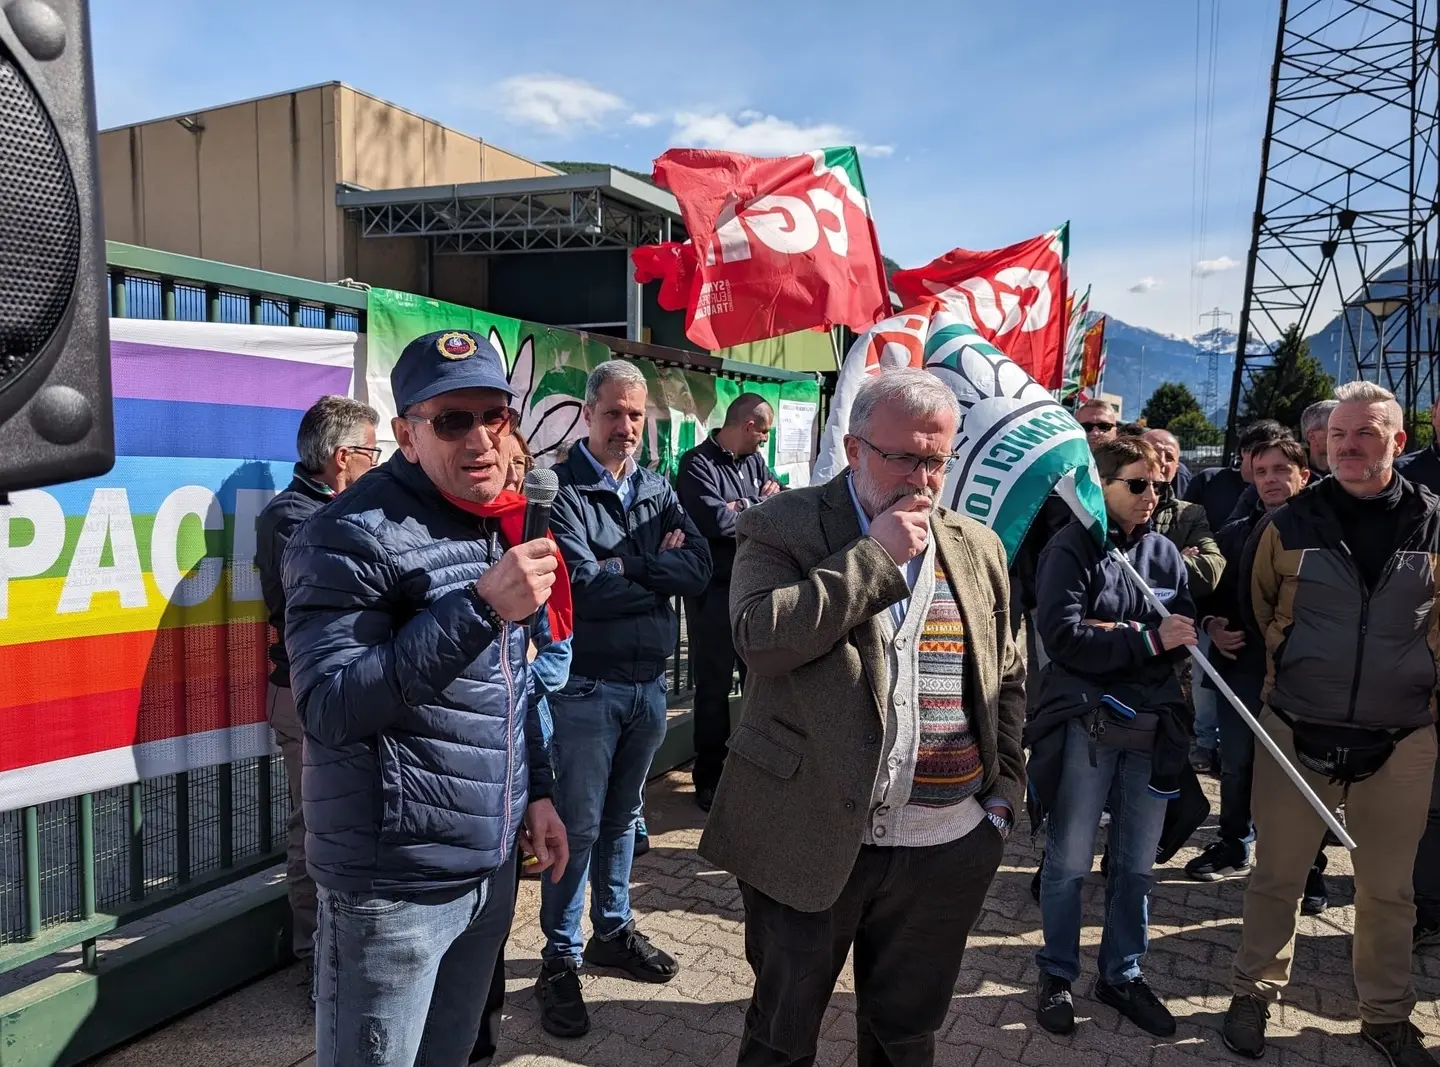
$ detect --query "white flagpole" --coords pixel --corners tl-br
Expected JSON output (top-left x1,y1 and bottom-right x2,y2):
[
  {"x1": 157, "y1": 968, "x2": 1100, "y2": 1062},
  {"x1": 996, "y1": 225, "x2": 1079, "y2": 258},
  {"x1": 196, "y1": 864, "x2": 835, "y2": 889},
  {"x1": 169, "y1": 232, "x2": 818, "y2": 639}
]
[{"x1": 1105, "y1": 547, "x2": 1357, "y2": 852}]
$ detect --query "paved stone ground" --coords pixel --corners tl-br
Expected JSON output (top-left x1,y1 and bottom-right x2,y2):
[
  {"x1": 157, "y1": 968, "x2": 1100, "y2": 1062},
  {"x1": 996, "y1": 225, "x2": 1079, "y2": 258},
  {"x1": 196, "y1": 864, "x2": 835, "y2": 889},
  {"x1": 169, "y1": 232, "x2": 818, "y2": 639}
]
[{"x1": 92, "y1": 767, "x2": 1440, "y2": 1067}]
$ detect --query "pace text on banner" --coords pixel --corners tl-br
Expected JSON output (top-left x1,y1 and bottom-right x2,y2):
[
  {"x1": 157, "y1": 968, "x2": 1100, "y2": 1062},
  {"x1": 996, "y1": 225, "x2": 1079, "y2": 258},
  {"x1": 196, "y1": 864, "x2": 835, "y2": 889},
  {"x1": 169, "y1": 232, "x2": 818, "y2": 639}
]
[{"x1": 0, "y1": 320, "x2": 358, "y2": 812}]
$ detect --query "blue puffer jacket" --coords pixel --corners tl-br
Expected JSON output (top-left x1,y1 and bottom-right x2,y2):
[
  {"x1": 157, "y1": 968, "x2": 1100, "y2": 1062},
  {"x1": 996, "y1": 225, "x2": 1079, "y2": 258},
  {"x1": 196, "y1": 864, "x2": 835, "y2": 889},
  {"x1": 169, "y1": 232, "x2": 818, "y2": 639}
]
[{"x1": 282, "y1": 453, "x2": 552, "y2": 895}]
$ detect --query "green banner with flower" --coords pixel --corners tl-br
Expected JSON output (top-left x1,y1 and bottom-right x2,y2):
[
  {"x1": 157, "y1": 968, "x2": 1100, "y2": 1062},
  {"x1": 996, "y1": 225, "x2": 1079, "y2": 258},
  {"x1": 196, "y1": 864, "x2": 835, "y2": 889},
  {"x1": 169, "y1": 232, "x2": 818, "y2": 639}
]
[{"x1": 363, "y1": 288, "x2": 820, "y2": 482}]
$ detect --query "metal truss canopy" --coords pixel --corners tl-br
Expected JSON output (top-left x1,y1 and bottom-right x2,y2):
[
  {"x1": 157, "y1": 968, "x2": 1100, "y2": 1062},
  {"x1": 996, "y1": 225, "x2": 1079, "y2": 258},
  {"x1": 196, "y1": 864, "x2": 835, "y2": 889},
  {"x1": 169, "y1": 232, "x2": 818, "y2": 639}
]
[
  {"x1": 1224, "y1": 0, "x2": 1440, "y2": 455},
  {"x1": 337, "y1": 169, "x2": 683, "y2": 254}
]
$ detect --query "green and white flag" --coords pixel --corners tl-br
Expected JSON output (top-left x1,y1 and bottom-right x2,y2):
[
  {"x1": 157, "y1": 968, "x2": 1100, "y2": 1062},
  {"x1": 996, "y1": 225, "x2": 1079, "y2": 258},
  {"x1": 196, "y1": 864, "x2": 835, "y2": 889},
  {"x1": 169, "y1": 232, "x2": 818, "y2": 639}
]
[
  {"x1": 814, "y1": 303, "x2": 1107, "y2": 562},
  {"x1": 924, "y1": 311, "x2": 1107, "y2": 559}
]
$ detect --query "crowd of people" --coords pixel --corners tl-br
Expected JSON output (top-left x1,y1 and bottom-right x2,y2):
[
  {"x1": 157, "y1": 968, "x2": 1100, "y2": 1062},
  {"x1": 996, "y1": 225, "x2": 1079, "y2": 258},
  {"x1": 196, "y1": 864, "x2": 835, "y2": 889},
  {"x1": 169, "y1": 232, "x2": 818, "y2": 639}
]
[{"x1": 252, "y1": 328, "x2": 1440, "y2": 1067}]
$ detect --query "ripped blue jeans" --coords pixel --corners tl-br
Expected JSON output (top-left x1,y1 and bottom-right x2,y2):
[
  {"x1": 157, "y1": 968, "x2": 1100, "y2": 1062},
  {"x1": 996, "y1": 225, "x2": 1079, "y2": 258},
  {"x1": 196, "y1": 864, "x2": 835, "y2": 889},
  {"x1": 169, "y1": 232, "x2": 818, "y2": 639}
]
[{"x1": 314, "y1": 852, "x2": 516, "y2": 1066}]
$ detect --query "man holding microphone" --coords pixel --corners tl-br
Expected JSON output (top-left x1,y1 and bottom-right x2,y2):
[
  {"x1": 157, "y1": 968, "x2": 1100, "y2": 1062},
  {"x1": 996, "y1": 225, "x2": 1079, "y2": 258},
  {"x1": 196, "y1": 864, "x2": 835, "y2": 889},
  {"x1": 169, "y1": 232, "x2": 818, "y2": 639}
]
[{"x1": 283, "y1": 329, "x2": 569, "y2": 1067}]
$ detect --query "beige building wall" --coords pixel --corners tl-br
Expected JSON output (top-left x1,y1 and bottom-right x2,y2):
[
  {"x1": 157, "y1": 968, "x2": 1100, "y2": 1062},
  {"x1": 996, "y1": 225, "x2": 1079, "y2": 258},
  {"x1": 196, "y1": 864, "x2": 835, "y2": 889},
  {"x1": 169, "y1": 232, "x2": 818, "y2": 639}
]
[{"x1": 99, "y1": 82, "x2": 557, "y2": 285}]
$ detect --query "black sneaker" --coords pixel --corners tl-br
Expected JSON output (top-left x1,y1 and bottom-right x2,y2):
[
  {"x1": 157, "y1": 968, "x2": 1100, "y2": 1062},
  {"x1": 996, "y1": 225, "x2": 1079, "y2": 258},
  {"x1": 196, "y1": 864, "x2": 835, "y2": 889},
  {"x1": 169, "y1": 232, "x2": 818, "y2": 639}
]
[
  {"x1": 1094, "y1": 976, "x2": 1175, "y2": 1037},
  {"x1": 1416, "y1": 916, "x2": 1440, "y2": 951},
  {"x1": 583, "y1": 923, "x2": 679, "y2": 983},
  {"x1": 695, "y1": 785, "x2": 716, "y2": 812},
  {"x1": 1302, "y1": 865, "x2": 1329, "y2": 916},
  {"x1": 1185, "y1": 840, "x2": 1252, "y2": 882},
  {"x1": 1190, "y1": 745, "x2": 1218, "y2": 775},
  {"x1": 534, "y1": 959, "x2": 590, "y2": 1038},
  {"x1": 1036, "y1": 974, "x2": 1075, "y2": 1035},
  {"x1": 1361, "y1": 1020, "x2": 1439, "y2": 1067},
  {"x1": 1223, "y1": 993, "x2": 1270, "y2": 1059}
]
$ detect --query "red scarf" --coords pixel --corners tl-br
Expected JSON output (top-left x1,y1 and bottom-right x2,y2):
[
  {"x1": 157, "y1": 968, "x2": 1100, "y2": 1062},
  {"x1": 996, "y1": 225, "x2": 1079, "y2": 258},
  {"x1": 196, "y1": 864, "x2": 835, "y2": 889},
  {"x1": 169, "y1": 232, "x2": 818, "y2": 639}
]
[{"x1": 441, "y1": 489, "x2": 573, "y2": 642}]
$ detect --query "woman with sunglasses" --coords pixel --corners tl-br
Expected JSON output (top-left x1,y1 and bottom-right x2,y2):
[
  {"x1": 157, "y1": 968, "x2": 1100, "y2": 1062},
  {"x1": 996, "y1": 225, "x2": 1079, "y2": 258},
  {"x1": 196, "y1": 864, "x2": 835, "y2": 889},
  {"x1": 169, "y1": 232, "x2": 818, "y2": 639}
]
[{"x1": 1024, "y1": 437, "x2": 1198, "y2": 1039}]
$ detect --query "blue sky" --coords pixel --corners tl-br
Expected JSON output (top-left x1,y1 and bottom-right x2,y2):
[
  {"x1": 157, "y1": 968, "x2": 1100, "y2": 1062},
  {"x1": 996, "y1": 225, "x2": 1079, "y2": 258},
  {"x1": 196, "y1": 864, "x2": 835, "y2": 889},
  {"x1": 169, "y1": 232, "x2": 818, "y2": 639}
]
[{"x1": 90, "y1": 0, "x2": 1280, "y2": 339}]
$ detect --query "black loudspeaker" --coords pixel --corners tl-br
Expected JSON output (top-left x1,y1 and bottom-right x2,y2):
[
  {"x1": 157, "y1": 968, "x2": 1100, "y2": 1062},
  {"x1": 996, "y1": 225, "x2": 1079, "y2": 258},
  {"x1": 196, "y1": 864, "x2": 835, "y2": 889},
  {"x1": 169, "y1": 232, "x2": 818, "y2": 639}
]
[{"x1": 0, "y1": 0, "x2": 111, "y2": 496}]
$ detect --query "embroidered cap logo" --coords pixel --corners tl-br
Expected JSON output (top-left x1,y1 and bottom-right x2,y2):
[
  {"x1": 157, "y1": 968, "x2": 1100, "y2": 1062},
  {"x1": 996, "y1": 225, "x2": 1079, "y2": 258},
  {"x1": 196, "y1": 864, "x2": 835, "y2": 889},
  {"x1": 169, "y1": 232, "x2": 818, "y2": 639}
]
[{"x1": 437, "y1": 332, "x2": 477, "y2": 360}]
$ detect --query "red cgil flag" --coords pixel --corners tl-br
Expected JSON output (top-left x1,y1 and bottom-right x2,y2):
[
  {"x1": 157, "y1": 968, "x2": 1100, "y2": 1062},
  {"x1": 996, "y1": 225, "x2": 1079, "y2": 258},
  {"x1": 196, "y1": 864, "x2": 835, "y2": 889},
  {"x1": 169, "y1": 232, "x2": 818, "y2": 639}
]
[
  {"x1": 634, "y1": 147, "x2": 890, "y2": 350},
  {"x1": 891, "y1": 226, "x2": 1069, "y2": 389}
]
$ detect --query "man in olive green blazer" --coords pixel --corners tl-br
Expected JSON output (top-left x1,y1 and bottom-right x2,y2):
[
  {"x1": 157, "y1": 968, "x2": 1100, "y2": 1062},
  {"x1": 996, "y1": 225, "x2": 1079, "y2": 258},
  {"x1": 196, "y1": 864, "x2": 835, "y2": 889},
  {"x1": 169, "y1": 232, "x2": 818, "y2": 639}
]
[{"x1": 699, "y1": 369, "x2": 1027, "y2": 1067}]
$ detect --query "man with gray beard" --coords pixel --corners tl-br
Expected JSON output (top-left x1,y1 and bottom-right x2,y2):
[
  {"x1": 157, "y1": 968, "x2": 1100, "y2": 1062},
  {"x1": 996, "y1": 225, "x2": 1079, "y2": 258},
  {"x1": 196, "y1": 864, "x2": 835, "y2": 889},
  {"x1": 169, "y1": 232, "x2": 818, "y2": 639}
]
[{"x1": 700, "y1": 369, "x2": 1027, "y2": 1067}]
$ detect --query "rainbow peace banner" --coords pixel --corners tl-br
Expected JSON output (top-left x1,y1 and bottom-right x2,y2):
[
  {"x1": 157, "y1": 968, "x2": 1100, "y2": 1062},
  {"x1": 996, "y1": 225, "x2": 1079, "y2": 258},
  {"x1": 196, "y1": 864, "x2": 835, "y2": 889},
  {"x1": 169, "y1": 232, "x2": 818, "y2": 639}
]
[{"x1": 0, "y1": 320, "x2": 358, "y2": 811}]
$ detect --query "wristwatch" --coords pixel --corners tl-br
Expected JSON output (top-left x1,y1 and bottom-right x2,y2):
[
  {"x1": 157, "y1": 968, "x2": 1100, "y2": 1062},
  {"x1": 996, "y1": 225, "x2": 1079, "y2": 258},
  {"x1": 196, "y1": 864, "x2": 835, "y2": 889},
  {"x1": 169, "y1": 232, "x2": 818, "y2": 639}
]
[
  {"x1": 985, "y1": 810, "x2": 1012, "y2": 840},
  {"x1": 601, "y1": 558, "x2": 624, "y2": 575}
]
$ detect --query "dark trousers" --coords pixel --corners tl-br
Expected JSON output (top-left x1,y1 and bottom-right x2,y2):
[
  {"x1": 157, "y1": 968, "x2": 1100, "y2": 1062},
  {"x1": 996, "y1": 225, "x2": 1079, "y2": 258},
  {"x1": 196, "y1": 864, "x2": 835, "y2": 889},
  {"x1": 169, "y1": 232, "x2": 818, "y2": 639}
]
[
  {"x1": 1214, "y1": 670, "x2": 1264, "y2": 846},
  {"x1": 688, "y1": 584, "x2": 747, "y2": 792},
  {"x1": 1414, "y1": 724, "x2": 1440, "y2": 923},
  {"x1": 468, "y1": 857, "x2": 521, "y2": 1066},
  {"x1": 736, "y1": 824, "x2": 1004, "y2": 1067}
]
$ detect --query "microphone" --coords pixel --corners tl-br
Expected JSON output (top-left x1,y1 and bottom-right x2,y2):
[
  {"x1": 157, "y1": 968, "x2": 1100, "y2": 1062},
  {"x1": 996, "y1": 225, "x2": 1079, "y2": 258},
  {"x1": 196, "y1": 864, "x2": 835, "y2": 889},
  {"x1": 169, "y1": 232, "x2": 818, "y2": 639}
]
[{"x1": 522, "y1": 468, "x2": 561, "y2": 628}]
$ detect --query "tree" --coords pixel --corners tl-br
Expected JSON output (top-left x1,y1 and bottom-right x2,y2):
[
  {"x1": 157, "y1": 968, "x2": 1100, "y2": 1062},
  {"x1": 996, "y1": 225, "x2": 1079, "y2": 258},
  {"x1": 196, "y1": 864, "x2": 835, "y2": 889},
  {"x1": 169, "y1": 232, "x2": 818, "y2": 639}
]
[
  {"x1": 1169, "y1": 409, "x2": 1223, "y2": 447},
  {"x1": 1411, "y1": 408, "x2": 1435, "y2": 450},
  {"x1": 1141, "y1": 382, "x2": 1203, "y2": 429},
  {"x1": 1240, "y1": 323, "x2": 1336, "y2": 430}
]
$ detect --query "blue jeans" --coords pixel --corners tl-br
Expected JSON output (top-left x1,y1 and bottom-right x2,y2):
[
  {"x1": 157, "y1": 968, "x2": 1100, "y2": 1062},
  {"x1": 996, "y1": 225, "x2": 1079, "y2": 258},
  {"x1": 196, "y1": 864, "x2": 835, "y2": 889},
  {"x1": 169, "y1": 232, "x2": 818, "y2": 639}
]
[
  {"x1": 1215, "y1": 670, "x2": 1264, "y2": 849},
  {"x1": 314, "y1": 852, "x2": 516, "y2": 1067},
  {"x1": 1038, "y1": 719, "x2": 1169, "y2": 984},
  {"x1": 1192, "y1": 635, "x2": 1220, "y2": 751},
  {"x1": 541, "y1": 674, "x2": 668, "y2": 962}
]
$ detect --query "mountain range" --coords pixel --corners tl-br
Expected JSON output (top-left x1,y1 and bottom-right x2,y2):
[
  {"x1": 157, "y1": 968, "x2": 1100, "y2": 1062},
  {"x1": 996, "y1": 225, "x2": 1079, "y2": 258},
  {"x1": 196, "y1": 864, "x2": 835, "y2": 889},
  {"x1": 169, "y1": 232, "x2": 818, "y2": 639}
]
[
  {"x1": 1098, "y1": 263, "x2": 1435, "y2": 421},
  {"x1": 1097, "y1": 305, "x2": 1425, "y2": 423},
  {"x1": 1093, "y1": 318, "x2": 1232, "y2": 422}
]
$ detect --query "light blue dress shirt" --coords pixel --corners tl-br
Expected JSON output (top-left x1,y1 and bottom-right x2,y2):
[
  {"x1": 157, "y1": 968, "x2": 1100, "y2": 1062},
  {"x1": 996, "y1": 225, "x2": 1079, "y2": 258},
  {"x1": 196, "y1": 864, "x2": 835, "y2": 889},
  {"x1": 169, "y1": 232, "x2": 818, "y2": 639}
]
[{"x1": 578, "y1": 440, "x2": 640, "y2": 510}]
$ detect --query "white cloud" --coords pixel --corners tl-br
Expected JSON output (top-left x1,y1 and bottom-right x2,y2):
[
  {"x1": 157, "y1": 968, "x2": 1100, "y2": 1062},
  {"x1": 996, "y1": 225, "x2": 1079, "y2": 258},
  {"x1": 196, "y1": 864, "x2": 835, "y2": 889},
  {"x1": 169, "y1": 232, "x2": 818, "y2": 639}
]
[
  {"x1": 497, "y1": 74, "x2": 624, "y2": 132},
  {"x1": 1128, "y1": 276, "x2": 1162, "y2": 293},
  {"x1": 1195, "y1": 255, "x2": 1241, "y2": 277},
  {"x1": 671, "y1": 110, "x2": 892, "y2": 157},
  {"x1": 488, "y1": 76, "x2": 894, "y2": 157}
]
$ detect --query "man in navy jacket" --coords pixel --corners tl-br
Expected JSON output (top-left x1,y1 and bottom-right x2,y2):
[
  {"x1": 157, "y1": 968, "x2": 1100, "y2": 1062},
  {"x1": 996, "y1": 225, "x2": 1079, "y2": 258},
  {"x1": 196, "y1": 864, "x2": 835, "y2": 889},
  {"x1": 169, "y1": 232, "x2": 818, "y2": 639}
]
[
  {"x1": 537, "y1": 360, "x2": 712, "y2": 1039},
  {"x1": 283, "y1": 330, "x2": 568, "y2": 1067},
  {"x1": 676, "y1": 393, "x2": 782, "y2": 810}
]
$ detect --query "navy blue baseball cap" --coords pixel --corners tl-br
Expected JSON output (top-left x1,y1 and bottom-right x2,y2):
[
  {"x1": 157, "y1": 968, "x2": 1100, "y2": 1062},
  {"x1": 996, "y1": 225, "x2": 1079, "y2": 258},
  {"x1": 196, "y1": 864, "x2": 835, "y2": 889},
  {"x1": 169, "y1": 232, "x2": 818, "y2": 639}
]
[{"x1": 390, "y1": 330, "x2": 516, "y2": 413}]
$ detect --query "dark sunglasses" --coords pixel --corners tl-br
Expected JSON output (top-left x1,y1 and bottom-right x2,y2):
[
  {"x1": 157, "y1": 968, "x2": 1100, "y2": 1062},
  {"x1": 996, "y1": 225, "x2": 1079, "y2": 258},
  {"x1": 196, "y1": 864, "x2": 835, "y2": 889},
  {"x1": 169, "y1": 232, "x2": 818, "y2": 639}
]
[
  {"x1": 1107, "y1": 477, "x2": 1167, "y2": 496},
  {"x1": 346, "y1": 445, "x2": 382, "y2": 466},
  {"x1": 1080, "y1": 421, "x2": 1116, "y2": 434},
  {"x1": 405, "y1": 407, "x2": 516, "y2": 443}
]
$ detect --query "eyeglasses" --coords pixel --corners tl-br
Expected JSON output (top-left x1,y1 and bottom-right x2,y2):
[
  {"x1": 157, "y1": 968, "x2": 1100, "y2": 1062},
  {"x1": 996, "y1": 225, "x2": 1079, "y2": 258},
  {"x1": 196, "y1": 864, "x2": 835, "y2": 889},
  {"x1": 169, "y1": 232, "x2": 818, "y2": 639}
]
[
  {"x1": 346, "y1": 445, "x2": 382, "y2": 467},
  {"x1": 1080, "y1": 421, "x2": 1116, "y2": 434},
  {"x1": 856, "y1": 436, "x2": 957, "y2": 477},
  {"x1": 1107, "y1": 477, "x2": 1167, "y2": 496},
  {"x1": 405, "y1": 407, "x2": 516, "y2": 443}
]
